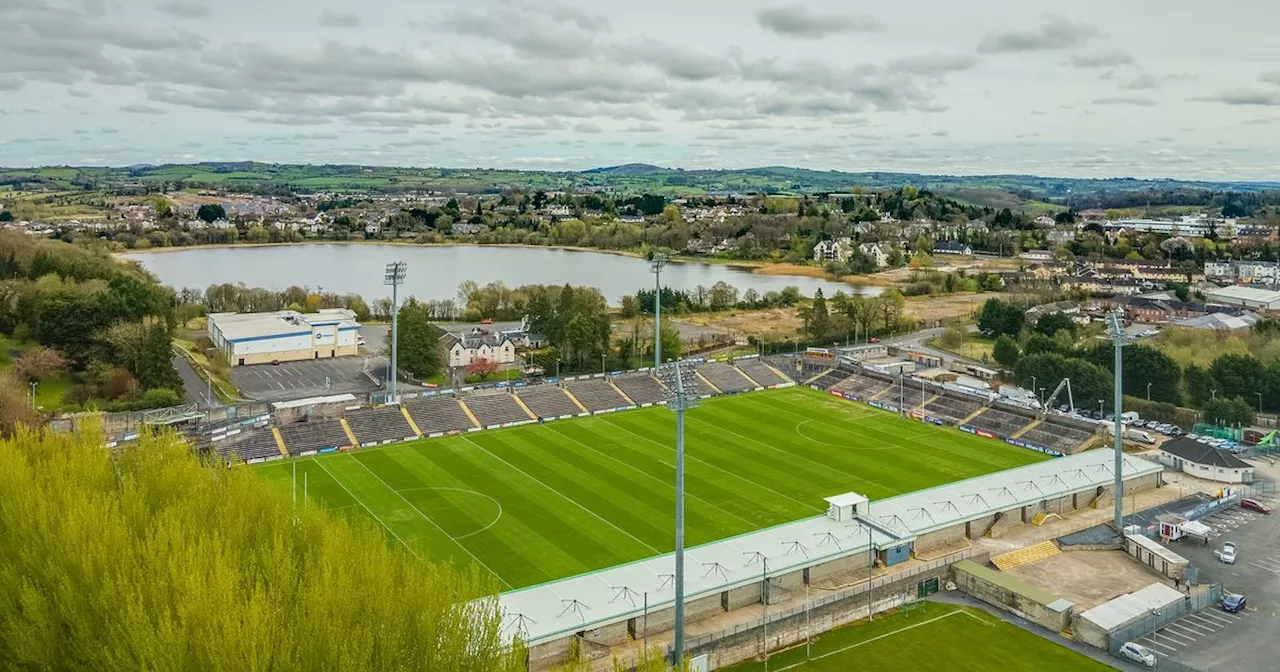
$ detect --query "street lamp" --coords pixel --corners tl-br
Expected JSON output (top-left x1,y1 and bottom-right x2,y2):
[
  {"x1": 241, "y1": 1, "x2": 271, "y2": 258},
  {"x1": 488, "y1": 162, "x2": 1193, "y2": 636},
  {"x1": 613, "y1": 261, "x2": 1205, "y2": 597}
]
[
  {"x1": 1147, "y1": 382, "x2": 1152, "y2": 401},
  {"x1": 1098, "y1": 400, "x2": 1104, "y2": 417},
  {"x1": 650, "y1": 253, "x2": 668, "y2": 371},
  {"x1": 658, "y1": 360, "x2": 700, "y2": 668},
  {"x1": 383, "y1": 261, "x2": 407, "y2": 401},
  {"x1": 1257, "y1": 392, "x2": 1263, "y2": 414},
  {"x1": 601, "y1": 353, "x2": 607, "y2": 375},
  {"x1": 1031, "y1": 376, "x2": 1037, "y2": 396},
  {"x1": 29, "y1": 381, "x2": 37, "y2": 409},
  {"x1": 555, "y1": 358, "x2": 561, "y2": 379}
]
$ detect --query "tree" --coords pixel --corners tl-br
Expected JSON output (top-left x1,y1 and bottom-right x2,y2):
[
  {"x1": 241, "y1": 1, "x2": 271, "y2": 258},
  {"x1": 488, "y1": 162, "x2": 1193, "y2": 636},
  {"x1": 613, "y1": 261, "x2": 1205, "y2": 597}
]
[
  {"x1": 1203, "y1": 397, "x2": 1255, "y2": 427},
  {"x1": 0, "y1": 427, "x2": 524, "y2": 670},
  {"x1": 465, "y1": 357, "x2": 500, "y2": 381},
  {"x1": 993, "y1": 334, "x2": 1020, "y2": 368},
  {"x1": 976, "y1": 298, "x2": 1023, "y2": 339},
  {"x1": 136, "y1": 320, "x2": 182, "y2": 393},
  {"x1": 1083, "y1": 343, "x2": 1181, "y2": 405},
  {"x1": 196, "y1": 204, "x2": 226, "y2": 223},
  {"x1": 1014, "y1": 353, "x2": 1112, "y2": 407},
  {"x1": 13, "y1": 346, "x2": 66, "y2": 382},
  {"x1": 1210, "y1": 353, "x2": 1261, "y2": 403},
  {"x1": 394, "y1": 299, "x2": 442, "y2": 378},
  {"x1": 800, "y1": 289, "x2": 831, "y2": 341},
  {"x1": 938, "y1": 325, "x2": 965, "y2": 349},
  {"x1": 1184, "y1": 364, "x2": 1215, "y2": 407},
  {"x1": 0, "y1": 211, "x2": 12, "y2": 222},
  {"x1": 1034, "y1": 313, "x2": 1076, "y2": 340}
]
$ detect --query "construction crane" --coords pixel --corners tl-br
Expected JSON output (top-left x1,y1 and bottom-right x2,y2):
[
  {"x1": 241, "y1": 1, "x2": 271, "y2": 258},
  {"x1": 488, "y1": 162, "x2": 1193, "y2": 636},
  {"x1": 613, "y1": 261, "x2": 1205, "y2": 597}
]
[{"x1": 1042, "y1": 377, "x2": 1075, "y2": 416}]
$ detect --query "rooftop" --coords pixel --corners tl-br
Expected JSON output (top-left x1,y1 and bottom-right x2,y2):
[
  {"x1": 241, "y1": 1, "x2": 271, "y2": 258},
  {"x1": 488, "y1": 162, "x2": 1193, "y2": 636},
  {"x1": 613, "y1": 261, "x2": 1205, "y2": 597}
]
[
  {"x1": 1078, "y1": 582, "x2": 1184, "y2": 631},
  {"x1": 1160, "y1": 437, "x2": 1253, "y2": 469},
  {"x1": 1205, "y1": 285, "x2": 1280, "y2": 303},
  {"x1": 211, "y1": 308, "x2": 359, "y2": 343},
  {"x1": 497, "y1": 450, "x2": 1162, "y2": 645}
]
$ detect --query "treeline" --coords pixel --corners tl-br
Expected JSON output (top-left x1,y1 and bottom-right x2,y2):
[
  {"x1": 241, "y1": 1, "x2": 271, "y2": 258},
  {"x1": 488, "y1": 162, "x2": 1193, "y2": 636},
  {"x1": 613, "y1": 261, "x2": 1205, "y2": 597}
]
[
  {"x1": 0, "y1": 233, "x2": 182, "y2": 414},
  {"x1": 798, "y1": 289, "x2": 911, "y2": 343},
  {"x1": 623, "y1": 283, "x2": 803, "y2": 316},
  {"x1": 0, "y1": 425, "x2": 526, "y2": 670},
  {"x1": 184, "y1": 284, "x2": 373, "y2": 322},
  {"x1": 978, "y1": 298, "x2": 1265, "y2": 427}
]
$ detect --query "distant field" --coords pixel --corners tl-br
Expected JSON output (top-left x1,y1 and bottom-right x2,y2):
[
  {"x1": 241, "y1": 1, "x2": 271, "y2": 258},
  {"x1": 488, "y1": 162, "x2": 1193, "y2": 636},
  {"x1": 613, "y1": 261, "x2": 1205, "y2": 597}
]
[
  {"x1": 254, "y1": 387, "x2": 1045, "y2": 589},
  {"x1": 725, "y1": 602, "x2": 1108, "y2": 672}
]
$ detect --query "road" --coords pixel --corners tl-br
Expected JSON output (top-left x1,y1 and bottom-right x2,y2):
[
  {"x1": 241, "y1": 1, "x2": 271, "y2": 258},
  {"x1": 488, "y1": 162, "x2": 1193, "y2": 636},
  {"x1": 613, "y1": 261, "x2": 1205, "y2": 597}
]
[
  {"x1": 171, "y1": 353, "x2": 214, "y2": 407},
  {"x1": 882, "y1": 326, "x2": 985, "y2": 367}
]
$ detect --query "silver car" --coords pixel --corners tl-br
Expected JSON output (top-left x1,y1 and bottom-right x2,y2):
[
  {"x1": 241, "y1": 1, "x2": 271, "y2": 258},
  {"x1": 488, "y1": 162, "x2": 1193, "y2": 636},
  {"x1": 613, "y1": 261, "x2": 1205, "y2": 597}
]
[{"x1": 1120, "y1": 641, "x2": 1157, "y2": 667}]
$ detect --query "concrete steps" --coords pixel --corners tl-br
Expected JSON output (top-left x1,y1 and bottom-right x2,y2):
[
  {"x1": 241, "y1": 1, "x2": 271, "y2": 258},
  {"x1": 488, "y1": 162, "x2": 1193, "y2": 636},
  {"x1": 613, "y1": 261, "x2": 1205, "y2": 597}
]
[
  {"x1": 958, "y1": 406, "x2": 987, "y2": 426},
  {"x1": 1011, "y1": 418, "x2": 1042, "y2": 439},
  {"x1": 991, "y1": 541, "x2": 1061, "y2": 571}
]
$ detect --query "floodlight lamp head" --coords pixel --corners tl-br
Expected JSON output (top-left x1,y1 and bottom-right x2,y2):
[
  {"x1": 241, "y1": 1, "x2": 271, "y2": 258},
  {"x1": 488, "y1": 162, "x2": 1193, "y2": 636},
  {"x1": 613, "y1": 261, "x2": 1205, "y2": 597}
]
[
  {"x1": 650, "y1": 252, "x2": 668, "y2": 272},
  {"x1": 384, "y1": 261, "x2": 407, "y2": 286}
]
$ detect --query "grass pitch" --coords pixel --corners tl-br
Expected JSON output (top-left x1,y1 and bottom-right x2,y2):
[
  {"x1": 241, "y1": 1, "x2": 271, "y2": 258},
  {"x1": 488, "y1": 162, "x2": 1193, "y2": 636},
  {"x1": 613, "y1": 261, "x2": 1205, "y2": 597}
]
[
  {"x1": 726, "y1": 602, "x2": 1108, "y2": 672},
  {"x1": 255, "y1": 387, "x2": 1045, "y2": 590}
]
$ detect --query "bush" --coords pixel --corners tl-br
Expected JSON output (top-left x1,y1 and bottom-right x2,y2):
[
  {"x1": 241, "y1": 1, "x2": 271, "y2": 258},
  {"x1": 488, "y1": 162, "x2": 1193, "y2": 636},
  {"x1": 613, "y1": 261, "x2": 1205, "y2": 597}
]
[
  {"x1": 993, "y1": 334, "x2": 1020, "y2": 368},
  {"x1": 0, "y1": 425, "x2": 524, "y2": 670}
]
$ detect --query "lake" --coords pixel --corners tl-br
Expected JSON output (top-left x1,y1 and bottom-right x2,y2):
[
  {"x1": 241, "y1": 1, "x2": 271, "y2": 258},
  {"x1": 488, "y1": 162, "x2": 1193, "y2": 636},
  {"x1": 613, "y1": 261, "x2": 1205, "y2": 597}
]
[{"x1": 123, "y1": 244, "x2": 877, "y2": 305}]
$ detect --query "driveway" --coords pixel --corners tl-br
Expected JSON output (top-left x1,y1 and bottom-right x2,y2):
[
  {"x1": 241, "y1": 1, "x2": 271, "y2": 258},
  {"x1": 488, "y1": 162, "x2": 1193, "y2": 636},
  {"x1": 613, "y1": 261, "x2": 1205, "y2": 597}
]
[{"x1": 171, "y1": 354, "x2": 214, "y2": 407}]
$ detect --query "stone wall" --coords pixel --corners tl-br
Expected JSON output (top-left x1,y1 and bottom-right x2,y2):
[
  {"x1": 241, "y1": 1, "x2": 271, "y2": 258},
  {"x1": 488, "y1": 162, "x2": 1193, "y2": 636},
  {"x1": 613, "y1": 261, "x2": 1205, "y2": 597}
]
[
  {"x1": 915, "y1": 521, "x2": 967, "y2": 553},
  {"x1": 953, "y1": 560, "x2": 1073, "y2": 633}
]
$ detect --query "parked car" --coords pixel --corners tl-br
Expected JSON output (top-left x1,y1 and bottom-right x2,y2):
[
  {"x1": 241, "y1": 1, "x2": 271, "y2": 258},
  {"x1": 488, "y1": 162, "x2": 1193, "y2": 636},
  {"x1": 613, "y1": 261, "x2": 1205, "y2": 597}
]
[
  {"x1": 1218, "y1": 542, "x2": 1237, "y2": 564},
  {"x1": 1119, "y1": 642, "x2": 1157, "y2": 667},
  {"x1": 1187, "y1": 433, "x2": 1201, "y2": 441},
  {"x1": 1241, "y1": 498, "x2": 1272, "y2": 515},
  {"x1": 1222, "y1": 593, "x2": 1247, "y2": 613},
  {"x1": 869, "y1": 337, "x2": 881, "y2": 343},
  {"x1": 480, "y1": 318, "x2": 493, "y2": 324}
]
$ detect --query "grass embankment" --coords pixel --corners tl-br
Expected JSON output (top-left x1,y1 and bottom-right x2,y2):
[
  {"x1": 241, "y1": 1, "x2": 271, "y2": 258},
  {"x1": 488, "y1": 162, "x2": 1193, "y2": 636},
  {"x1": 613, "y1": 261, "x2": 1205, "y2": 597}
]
[
  {"x1": 726, "y1": 602, "x2": 1107, "y2": 672},
  {"x1": 928, "y1": 333, "x2": 996, "y2": 362},
  {"x1": 0, "y1": 335, "x2": 72, "y2": 410}
]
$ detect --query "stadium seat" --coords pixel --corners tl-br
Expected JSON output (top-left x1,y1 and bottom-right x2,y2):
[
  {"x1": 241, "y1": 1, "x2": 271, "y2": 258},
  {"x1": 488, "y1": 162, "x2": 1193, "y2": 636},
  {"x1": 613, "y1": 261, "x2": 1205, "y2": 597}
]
[
  {"x1": 403, "y1": 396, "x2": 477, "y2": 435},
  {"x1": 564, "y1": 379, "x2": 629, "y2": 412}
]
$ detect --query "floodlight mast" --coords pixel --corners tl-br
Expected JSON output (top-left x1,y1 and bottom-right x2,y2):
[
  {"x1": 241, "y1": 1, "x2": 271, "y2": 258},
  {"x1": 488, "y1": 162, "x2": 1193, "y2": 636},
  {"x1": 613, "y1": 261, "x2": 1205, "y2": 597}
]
[
  {"x1": 651, "y1": 253, "x2": 668, "y2": 371},
  {"x1": 659, "y1": 361, "x2": 699, "y2": 667},
  {"x1": 384, "y1": 261, "x2": 407, "y2": 401},
  {"x1": 1106, "y1": 311, "x2": 1126, "y2": 532}
]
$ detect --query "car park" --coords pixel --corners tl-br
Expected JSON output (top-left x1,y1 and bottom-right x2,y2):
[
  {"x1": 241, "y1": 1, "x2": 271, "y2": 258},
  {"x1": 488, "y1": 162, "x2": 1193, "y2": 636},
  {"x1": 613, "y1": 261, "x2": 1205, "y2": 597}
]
[
  {"x1": 1222, "y1": 593, "x2": 1247, "y2": 613},
  {"x1": 1241, "y1": 498, "x2": 1272, "y2": 515},
  {"x1": 1218, "y1": 542, "x2": 1237, "y2": 564},
  {"x1": 1119, "y1": 642, "x2": 1158, "y2": 667}
]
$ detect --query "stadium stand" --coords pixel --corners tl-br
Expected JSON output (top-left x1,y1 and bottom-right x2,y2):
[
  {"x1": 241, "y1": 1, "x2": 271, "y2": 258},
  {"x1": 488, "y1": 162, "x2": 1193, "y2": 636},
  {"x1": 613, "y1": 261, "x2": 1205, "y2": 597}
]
[
  {"x1": 565, "y1": 379, "x2": 630, "y2": 412},
  {"x1": 345, "y1": 406, "x2": 417, "y2": 445},
  {"x1": 697, "y1": 361, "x2": 757, "y2": 393},
  {"x1": 809, "y1": 369, "x2": 851, "y2": 390},
  {"x1": 516, "y1": 385, "x2": 581, "y2": 418},
  {"x1": 465, "y1": 391, "x2": 534, "y2": 426},
  {"x1": 830, "y1": 371, "x2": 893, "y2": 398},
  {"x1": 1020, "y1": 417, "x2": 1097, "y2": 453},
  {"x1": 734, "y1": 359, "x2": 788, "y2": 387},
  {"x1": 613, "y1": 374, "x2": 668, "y2": 405},
  {"x1": 765, "y1": 356, "x2": 813, "y2": 382},
  {"x1": 403, "y1": 395, "x2": 477, "y2": 435},
  {"x1": 212, "y1": 429, "x2": 281, "y2": 462},
  {"x1": 278, "y1": 419, "x2": 352, "y2": 455},
  {"x1": 922, "y1": 394, "x2": 985, "y2": 424},
  {"x1": 966, "y1": 406, "x2": 1036, "y2": 437}
]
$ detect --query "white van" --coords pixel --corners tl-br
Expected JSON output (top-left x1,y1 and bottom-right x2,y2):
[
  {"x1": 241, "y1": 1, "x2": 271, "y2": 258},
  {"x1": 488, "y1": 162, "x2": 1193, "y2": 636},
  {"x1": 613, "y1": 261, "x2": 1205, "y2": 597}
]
[
  {"x1": 1120, "y1": 411, "x2": 1140, "y2": 423},
  {"x1": 1128, "y1": 429, "x2": 1156, "y2": 444}
]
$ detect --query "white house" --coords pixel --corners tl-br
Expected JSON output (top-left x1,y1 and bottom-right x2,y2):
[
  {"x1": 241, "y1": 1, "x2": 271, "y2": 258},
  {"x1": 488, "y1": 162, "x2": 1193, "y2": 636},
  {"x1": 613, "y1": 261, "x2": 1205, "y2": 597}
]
[
  {"x1": 1158, "y1": 437, "x2": 1254, "y2": 484},
  {"x1": 813, "y1": 238, "x2": 854, "y2": 263},
  {"x1": 440, "y1": 332, "x2": 517, "y2": 368},
  {"x1": 933, "y1": 241, "x2": 972, "y2": 256},
  {"x1": 858, "y1": 242, "x2": 891, "y2": 268},
  {"x1": 1020, "y1": 249, "x2": 1053, "y2": 262}
]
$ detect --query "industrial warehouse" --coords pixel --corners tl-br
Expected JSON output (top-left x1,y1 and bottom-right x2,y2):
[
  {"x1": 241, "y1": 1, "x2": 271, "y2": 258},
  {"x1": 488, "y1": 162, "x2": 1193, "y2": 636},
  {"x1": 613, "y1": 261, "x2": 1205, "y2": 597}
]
[{"x1": 207, "y1": 308, "x2": 362, "y2": 366}]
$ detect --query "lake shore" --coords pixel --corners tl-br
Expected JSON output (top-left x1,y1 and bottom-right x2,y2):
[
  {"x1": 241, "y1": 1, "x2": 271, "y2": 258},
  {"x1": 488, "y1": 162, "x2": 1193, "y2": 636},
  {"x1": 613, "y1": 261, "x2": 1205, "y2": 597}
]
[{"x1": 117, "y1": 240, "x2": 887, "y2": 287}]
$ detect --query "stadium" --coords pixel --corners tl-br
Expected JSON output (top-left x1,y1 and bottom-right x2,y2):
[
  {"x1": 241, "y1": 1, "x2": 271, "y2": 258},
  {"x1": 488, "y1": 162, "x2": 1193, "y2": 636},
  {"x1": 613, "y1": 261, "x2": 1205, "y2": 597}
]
[{"x1": 167, "y1": 353, "x2": 1159, "y2": 670}]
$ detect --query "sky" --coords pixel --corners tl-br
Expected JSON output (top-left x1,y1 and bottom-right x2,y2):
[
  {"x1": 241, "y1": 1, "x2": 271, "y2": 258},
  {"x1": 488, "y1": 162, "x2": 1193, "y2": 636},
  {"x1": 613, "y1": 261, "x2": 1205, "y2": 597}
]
[{"x1": 3, "y1": 0, "x2": 1279, "y2": 180}]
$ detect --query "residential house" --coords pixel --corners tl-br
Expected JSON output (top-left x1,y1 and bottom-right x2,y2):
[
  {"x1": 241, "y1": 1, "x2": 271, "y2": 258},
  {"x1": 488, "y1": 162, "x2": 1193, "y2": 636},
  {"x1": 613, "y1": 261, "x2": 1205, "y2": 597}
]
[
  {"x1": 813, "y1": 238, "x2": 855, "y2": 263},
  {"x1": 1123, "y1": 297, "x2": 1240, "y2": 324},
  {"x1": 1047, "y1": 229, "x2": 1076, "y2": 244},
  {"x1": 452, "y1": 221, "x2": 489, "y2": 235},
  {"x1": 1034, "y1": 215, "x2": 1056, "y2": 227},
  {"x1": 858, "y1": 242, "x2": 891, "y2": 268},
  {"x1": 440, "y1": 331, "x2": 517, "y2": 368},
  {"x1": 364, "y1": 221, "x2": 382, "y2": 235},
  {"x1": 1204, "y1": 259, "x2": 1279, "y2": 286},
  {"x1": 1024, "y1": 301, "x2": 1080, "y2": 323},
  {"x1": 933, "y1": 241, "x2": 972, "y2": 256},
  {"x1": 1020, "y1": 249, "x2": 1053, "y2": 262}
]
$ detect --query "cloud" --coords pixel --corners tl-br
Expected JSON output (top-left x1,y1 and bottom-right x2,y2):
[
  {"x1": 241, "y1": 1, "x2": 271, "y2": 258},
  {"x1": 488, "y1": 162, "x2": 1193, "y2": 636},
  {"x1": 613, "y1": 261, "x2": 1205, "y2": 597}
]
[
  {"x1": 1197, "y1": 89, "x2": 1280, "y2": 106},
  {"x1": 756, "y1": 4, "x2": 882, "y2": 38},
  {"x1": 624, "y1": 123, "x2": 661, "y2": 133},
  {"x1": 1092, "y1": 96, "x2": 1156, "y2": 107},
  {"x1": 1120, "y1": 74, "x2": 1159, "y2": 91},
  {"x1": 155, "y1": 0, "x2": 211, "y2": 18},
  {"x1": 1067, "y1": 50, "x2": 1135, "y2": 68},
  {"x1": 444, "y1": 4, "x2": 608, "y2": 58},
  {"x1": 886, "y1": 53, "x2": 978, "y2": 76},
  {"x1": 0, "y1": 76, "x2": 25, "y2": 91},
  {"x1": 318, "y1": 10, "x2": 361, "y2": 27},
  {"x1": 119, "y1": 103, "x2": 166, "y2": 114},
  {"x1": 978, "y1": 17, "x2": 1099, "y2": 53},
  {"x1": 1263, "y1": 70, "x2": 1280, "y2": 87},
  {"x1": 573, "y1": 122, "x2": 603, "y2": 133},
  {"x1": 100, "y1": 127, "x2": 119, "y2": 134}
]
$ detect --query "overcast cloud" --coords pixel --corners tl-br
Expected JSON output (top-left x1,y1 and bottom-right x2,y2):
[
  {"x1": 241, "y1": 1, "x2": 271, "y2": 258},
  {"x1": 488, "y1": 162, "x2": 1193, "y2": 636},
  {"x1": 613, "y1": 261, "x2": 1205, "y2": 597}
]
[{"x1": 2, "y1": 0, "x2": 1278, "y2": 180}]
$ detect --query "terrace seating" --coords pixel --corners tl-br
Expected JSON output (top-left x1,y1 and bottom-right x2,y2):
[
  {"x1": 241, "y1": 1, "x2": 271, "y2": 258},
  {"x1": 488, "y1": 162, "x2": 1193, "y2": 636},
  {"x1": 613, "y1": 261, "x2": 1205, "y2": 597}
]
[
  {"x1": 830, "y1": 371, "x2": 892, "y2": 399},
  {"x1": 967, "y1": 407, "x2": 1036, "y2": 437},
  {"x1": 613, "y1": 374, "x2": 668, "y2": 405},
  {"x1": 516, "y1": 385, "x2": 581, "y2": 418},
  {"x1": 278, "y1": 419, "x2": 352, "y2": 455},
  {"x1": 565, "y1": 379, "x2": 629, "y2": 412},
  {"x1": 346, "y1": 406, "x2": 417, "y2": 445},
  {"x1": 765, "y1": 355, "x2": 815, "y2": 383},
  {"x1": 696, "y1": 362, "x2": 756, "y2": 393},
  {"x1": 214, "y1": 429, "x2": 282, "y2": 462},
  {"x1": 735, "y1": 359, "x2": 787, "y2": 387},
  {"x1": 464, "y1": 391, "x2": 534, "y2": 426},
  {"x1": 404, "y1": 395, "x2": 476, "y2": 435},
  {"x1": 922, "y1": 394, "x2": 984, "y2": 424},
  {"x1": 809, "y1": 369, "x2": 851, "y2": 390},
  {"x1": 1020, "y1": 418, "x2": 1097, "y2": 453}
]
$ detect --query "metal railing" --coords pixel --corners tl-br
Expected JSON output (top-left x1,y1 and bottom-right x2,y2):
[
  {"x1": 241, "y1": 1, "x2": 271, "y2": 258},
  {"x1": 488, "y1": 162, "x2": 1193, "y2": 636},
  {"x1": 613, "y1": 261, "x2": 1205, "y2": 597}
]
[{"x1": 677, "y1": 549, "x2": 976, "y2": 653}]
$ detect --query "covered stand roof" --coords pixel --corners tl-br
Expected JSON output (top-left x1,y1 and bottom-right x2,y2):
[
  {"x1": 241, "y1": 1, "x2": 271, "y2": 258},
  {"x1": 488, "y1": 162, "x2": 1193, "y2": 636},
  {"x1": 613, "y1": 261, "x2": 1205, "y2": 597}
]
[{"x1": 497, "y1": 450, "x2": 1162, "y2": 645}]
